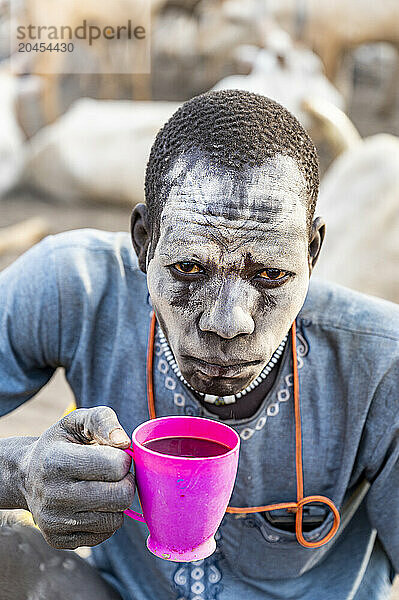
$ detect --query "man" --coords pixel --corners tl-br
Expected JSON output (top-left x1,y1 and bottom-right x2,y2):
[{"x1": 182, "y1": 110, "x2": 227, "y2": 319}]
[{"x1": 0, "y1": 90, "x2": 398, "y2": 600}]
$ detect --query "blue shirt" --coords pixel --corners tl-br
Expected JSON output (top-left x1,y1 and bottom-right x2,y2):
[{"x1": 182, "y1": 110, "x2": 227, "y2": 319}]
[{"x1": 0, "y1": 229, "x2": 398, "y2": 600}]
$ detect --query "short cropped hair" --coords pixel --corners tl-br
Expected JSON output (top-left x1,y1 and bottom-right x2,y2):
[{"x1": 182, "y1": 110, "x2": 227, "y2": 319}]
[{"x1": 145, "y1": 90, "x2": 319, "y2": 240}]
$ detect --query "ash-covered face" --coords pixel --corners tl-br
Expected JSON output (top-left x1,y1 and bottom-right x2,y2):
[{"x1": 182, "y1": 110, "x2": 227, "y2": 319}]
[{"x1": 142, "y1": 153, "x2": 318, "y2": 397}]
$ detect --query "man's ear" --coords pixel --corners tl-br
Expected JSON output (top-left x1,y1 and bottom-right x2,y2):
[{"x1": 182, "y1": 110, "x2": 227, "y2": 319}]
[
  {"x1": 308, "y1": 216, "x2": 326, "y2": 275},
  {"x1": 131, "y1": 203, "x2": 151, "y2": 274}
]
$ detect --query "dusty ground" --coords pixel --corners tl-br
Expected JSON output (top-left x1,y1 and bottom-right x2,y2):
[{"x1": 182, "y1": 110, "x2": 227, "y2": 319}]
[
  {"x1": 0, "y1": 193, "x2": 130, "y2": 429},
  {"x1": 0, "y1": 68, "x2": 398, "y2": 596},
  {"x1": 0, "y1": 193, "x2": 131, "y2": 433}
]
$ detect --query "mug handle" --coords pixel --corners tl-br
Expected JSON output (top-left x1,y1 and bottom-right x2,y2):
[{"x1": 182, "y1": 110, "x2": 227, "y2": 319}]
[{"x1": 123, "y1": 447, "x2": 146, "y2": 523}]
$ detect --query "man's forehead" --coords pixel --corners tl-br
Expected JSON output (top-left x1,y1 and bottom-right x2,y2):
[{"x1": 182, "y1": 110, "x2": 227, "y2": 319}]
[{"x1": 159, "y1": 152, "x2": 308, "y2": 233}]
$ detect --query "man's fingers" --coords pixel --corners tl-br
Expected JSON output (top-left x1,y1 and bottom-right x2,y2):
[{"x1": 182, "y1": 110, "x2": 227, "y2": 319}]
[
  {"x1": 47, "y1": 530, "x2": 115, "y2": 550},
  {"x1": 58, "y1": 407, "x2": 131, "y2": 448},
  {"x1": 47, "y1": 475, "x2": 136, "y2": 513},
  {"x1": 42, "y1": 442, "x2": 132, "y2": 482},
  {"x1": 78, "y1": 476, "x2": 136, "y2": 512},
  {"x1": 46, "y1": 511, "x2": 124, "y2": 535}
]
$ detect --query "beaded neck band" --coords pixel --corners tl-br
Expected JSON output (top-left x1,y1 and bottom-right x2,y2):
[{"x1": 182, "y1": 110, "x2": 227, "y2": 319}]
[{"x1": 158, "y1": 327, "x2": 288, "y2": 406}]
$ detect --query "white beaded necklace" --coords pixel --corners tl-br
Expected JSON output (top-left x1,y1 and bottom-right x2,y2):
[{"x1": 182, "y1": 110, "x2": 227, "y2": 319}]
[{"x1": 158, "y1": 328, "x2": 288, "y2": 406}]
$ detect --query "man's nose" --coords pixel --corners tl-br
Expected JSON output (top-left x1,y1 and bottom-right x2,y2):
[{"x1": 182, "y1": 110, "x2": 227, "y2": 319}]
[{"x1": 199, "y1": 281, "x2": 255, "y2": 339}]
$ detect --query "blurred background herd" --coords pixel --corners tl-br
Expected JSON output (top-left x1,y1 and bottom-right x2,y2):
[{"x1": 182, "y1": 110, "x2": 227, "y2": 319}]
[{"x1": 0, "y1": 0, "x2": 399, "y2": 303}]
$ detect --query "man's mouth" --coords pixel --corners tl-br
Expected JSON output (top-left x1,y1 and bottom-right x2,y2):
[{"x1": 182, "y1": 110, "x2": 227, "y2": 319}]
[{"x1": 184, "y1": 356, "x2": 263, "y2": 378}]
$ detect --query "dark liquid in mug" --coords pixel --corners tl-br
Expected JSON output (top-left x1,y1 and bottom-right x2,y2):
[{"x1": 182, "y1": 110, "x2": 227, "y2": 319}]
[{"x1": 143, "y1": 436, "x2": 230, "y2": 458}]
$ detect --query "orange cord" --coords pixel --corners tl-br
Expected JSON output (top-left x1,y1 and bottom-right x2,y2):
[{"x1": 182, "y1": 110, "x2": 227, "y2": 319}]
[
  {"x1": 146, "y1": 312, "x2": 340, "y2": 549},
  {"x1": 146, "y1": 312, "x2": 157, "y2": 420},
  {"x1": 292, "y1": 321, "x2": 304, "y2": 503}
]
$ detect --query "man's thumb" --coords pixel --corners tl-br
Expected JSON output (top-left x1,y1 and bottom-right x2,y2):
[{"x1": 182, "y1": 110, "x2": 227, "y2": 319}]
[{"x1": 59, "y1": 406, "x2": 131, "y2": 448}]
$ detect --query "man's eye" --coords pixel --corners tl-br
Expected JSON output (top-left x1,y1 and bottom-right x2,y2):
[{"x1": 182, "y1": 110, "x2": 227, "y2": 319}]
[
  {"x1": 174, "y1": 262, "x2": 202, "y2": 274},
  {"x1": 258, "y1": 268, "x2": 287, "y2": 281}
]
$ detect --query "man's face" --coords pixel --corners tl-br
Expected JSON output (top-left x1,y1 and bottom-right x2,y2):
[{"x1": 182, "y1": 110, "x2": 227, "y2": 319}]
[{"x1": 146, "y1": 153, "x2": 311, "y2": 397}]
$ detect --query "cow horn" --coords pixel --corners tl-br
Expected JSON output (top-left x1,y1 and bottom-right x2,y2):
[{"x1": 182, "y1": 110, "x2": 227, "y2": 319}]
[
  {"x1": 0, "y1": 218, "x2": 50, "y2": 256},
  {"x1": 302, "y1": 97, "x2": 361, "y2": 156}
]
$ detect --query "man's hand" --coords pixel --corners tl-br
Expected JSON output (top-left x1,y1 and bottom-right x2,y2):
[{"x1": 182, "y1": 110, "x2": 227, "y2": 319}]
[{"x1": 20, "y1": 406, "x2": 135, "y2": 549}]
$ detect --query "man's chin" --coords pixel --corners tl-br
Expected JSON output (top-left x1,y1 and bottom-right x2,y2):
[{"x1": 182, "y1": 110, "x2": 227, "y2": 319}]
[{"x1": 183, "y1": 369, "x2": 258, "y2": 397}]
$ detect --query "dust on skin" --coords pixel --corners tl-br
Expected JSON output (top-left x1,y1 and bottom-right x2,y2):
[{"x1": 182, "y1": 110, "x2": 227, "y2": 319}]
[{"x1": 146, "y1": 152, "x2": 312, "y2": 397}]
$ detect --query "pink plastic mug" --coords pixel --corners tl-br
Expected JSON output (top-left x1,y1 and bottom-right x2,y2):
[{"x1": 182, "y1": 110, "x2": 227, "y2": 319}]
[{"x1": 123, "y1": 415, "x2": 240, "y2": 562}]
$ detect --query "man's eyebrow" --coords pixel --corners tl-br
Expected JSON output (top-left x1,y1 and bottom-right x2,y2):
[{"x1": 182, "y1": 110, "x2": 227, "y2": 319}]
[
  {"x1": 159, "y1": 249, "x2": 206, "y2": 261},
  {"x1": 158, "y1": 242, "x2": 302, "y2": 264}
]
